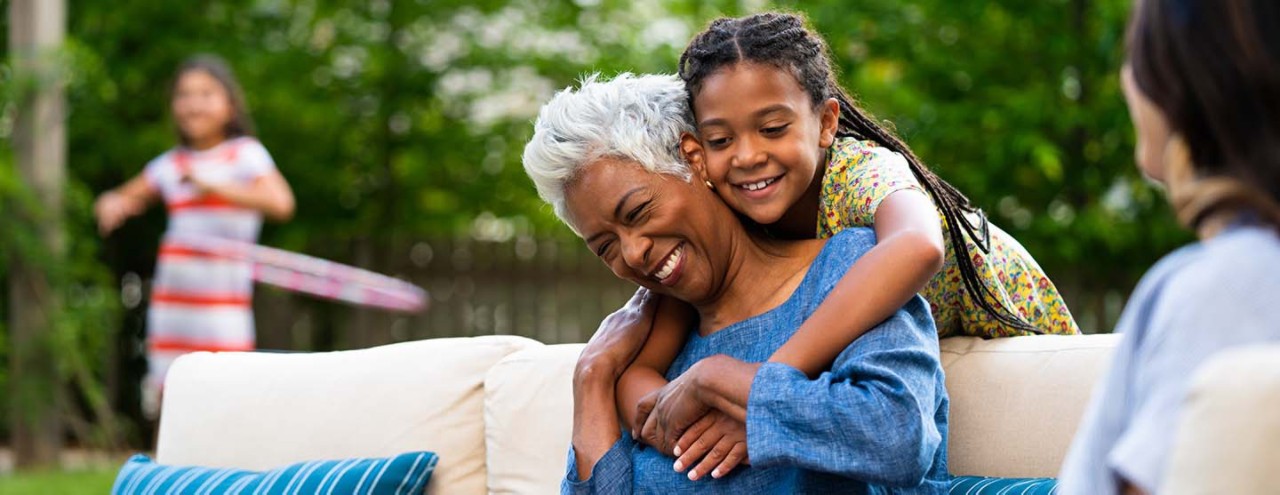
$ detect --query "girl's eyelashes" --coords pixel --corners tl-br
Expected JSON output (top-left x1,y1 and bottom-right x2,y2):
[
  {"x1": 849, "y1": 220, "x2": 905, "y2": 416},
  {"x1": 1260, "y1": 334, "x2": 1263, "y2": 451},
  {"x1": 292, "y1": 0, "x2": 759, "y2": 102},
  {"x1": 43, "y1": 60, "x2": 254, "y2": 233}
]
[
  {"x1": 761, "y1": 123, "x2": 790, "y2": 135},
  {"x1": 705, "y1": 136, "x2": 730, "y2": 149},
  {"x1": 700, "y1": 122, "x2": 790, "y2": 149}
]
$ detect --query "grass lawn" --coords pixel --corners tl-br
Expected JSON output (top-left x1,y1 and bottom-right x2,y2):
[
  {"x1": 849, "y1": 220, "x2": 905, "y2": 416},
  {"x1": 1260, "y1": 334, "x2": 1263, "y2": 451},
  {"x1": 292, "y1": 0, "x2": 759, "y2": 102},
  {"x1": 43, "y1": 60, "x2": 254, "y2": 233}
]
[{"x1": 0, "y1": 468, "x2": 118, "y2": 495}]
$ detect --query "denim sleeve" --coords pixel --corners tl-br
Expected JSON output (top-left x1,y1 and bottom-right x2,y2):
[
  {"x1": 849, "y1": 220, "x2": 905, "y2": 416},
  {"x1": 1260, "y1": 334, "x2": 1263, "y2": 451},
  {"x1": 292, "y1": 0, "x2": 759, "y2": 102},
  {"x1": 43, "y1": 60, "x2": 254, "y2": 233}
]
[
  {"x1": 561, "y1": 437, "x2": 633, "y2": 495},
  {"x1": 744, "y1": 309, "x2": 943, "y2": 488}
]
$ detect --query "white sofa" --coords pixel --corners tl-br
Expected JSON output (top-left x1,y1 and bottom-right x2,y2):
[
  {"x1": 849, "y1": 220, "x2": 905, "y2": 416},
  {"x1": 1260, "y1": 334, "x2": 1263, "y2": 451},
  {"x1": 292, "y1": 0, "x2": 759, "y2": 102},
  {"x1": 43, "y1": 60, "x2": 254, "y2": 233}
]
[{"x1": 155, "y1": 334, "x2": 1145, "y2": 493}]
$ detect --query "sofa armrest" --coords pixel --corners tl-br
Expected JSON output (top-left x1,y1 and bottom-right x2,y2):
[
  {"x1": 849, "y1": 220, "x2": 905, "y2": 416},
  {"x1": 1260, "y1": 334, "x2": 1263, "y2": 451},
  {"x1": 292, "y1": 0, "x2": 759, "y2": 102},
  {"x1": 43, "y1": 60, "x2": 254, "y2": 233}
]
[{"x1": 156, "y1": 335, "x2": 541, "y2": 495}]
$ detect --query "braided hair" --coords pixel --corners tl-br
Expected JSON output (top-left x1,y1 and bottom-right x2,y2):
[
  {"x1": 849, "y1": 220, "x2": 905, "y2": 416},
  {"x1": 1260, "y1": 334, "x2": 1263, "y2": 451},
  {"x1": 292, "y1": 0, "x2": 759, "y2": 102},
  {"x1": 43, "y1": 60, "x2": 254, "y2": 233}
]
[{"x1": 678, "y1": 12, "x2": 1040, "y2": 333}]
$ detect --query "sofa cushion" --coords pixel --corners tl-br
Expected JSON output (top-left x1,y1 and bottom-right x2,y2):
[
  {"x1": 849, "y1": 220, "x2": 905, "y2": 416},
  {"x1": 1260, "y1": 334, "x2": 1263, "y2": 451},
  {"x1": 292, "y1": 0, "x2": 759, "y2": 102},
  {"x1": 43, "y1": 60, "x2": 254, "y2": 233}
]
[
  {"x1": 948, "y1": 476, "x2": 1056, "y2": 494},
  {"x1": 942, "y1": 334, "x2": 1119, "y2": 478},
  {"x1": 111, "y1": 451, "x2": 437, "y2": 495},
  {"x1": 483, "y1": 344, "x2": 584, "y2": 494},
  {"x1": 156, "y1": 335, "x2": 540, "y2": 495},
  {"x1": 1164, "y1": 344, "x2": 1280, "y2": 494}
]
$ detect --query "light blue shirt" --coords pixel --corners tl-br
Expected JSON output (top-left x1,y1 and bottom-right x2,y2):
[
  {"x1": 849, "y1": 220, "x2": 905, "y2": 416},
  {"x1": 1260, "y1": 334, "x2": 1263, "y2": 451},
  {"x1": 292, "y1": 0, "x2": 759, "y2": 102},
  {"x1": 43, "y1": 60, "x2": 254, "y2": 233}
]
[
  {"x1": 564, "y1": 228, "x2": 950, "y2": 494},
  {"x1": 1059, "y1": 222, "x2": 1280, "y2": 494}
]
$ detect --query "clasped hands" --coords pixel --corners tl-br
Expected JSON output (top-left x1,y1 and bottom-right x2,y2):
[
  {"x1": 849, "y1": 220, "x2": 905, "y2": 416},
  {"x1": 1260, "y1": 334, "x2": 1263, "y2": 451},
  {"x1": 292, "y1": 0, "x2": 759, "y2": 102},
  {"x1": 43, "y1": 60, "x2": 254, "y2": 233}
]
[
  {"x1": 576, "y1": 288, "x2": 754, "y2": 482},
  {"x1": 633, "y1": 357, "x2": 750, "y2": 481}
]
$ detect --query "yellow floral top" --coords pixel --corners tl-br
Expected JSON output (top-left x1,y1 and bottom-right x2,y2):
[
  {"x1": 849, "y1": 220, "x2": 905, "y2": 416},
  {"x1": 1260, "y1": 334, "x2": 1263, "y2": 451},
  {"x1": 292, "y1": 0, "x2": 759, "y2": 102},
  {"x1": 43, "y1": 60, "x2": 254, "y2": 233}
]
[{"x1": 817, "y1": 138, "x2": 1080, "y2": 337}]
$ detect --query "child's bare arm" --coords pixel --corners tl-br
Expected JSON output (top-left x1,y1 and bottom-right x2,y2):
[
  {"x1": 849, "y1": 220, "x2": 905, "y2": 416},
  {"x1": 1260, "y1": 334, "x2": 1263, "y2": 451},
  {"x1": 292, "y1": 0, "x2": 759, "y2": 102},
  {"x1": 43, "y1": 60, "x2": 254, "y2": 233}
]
[
  {"x1": 94, "y1": 174, "x2": 159, "y2": 236},
  {"x1": 616, "y1": 293, "x2": 696, "y2": 433},
  {"x1": 768, "y1": 189, "x2": 945, "y2": 377}
]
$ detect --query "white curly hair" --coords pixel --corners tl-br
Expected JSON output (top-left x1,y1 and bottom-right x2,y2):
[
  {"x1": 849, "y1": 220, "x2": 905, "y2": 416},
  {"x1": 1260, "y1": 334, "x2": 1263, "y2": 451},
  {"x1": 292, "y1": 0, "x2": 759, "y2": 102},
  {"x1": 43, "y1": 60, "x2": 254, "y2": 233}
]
[{"x1": 522, "y1": 73, "x2": 696, "y2": 233}]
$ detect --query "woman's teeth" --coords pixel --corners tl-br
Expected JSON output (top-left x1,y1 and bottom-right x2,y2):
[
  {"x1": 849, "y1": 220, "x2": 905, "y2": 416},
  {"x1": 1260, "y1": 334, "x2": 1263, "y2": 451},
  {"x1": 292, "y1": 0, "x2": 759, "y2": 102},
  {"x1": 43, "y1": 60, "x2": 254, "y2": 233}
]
[
  {"x1": 654, "y1": 245, "x2": 683, "y2": 281},
  {"x1": 740, "y1": 177, "x2": 778, "y2": 191}
]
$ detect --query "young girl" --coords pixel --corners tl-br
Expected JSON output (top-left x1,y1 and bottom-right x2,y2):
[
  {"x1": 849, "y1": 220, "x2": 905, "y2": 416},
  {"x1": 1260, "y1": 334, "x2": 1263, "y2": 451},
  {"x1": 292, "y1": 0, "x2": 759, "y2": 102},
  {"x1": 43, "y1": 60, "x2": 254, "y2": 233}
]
[
  {"x1": 615, "y1": 12, "x2": 1080, "y2": 479},
  {"x1": 94, "y1": 55, "x2": 295, "y2": 418}
]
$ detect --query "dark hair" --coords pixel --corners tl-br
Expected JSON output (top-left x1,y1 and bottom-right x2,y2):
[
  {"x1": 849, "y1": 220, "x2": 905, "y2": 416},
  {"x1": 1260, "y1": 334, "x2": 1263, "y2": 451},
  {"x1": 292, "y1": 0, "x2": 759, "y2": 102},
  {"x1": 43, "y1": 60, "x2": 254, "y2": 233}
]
[
  {"x1": 679, "y1": 12, "x2": 1039, "y2": 333},
  {"x1": 171, "y1": 54, "x2": 255, "y2": 146},
  {"x1": 1128, "y1": 0, "x2": 1280, "y2": 226}
]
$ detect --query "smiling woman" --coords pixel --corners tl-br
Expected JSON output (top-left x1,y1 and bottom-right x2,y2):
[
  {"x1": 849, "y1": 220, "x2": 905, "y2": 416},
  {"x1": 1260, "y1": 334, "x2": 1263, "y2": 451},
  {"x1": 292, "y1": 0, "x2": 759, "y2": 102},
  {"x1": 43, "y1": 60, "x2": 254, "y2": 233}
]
[
  {"x1": 564, "y1": 155, "x2": 812, "y2": 311},
  {"x1": 522, "y1": 73, "x2": 950, "y2": 494}
]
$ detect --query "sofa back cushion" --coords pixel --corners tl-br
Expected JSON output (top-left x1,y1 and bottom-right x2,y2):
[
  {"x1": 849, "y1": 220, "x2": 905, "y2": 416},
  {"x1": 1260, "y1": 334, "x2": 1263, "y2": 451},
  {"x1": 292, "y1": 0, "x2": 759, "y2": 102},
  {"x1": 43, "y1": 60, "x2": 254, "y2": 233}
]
[
  {"x1": 157, "y1": 335, "x2": 540, "y2": 495},
  {"x1": 1165, "y1": 344, "x2": 1280, "y2": 494},
  {"x1": 942, "y1": 334, "x2": 1119, "y2": 478},
  {"x1": 483, "y1": 344, "x2": 584, "y2": 494},
  {"x1": 480, "y1": 335, "x2": 1119, "y2": 492}
]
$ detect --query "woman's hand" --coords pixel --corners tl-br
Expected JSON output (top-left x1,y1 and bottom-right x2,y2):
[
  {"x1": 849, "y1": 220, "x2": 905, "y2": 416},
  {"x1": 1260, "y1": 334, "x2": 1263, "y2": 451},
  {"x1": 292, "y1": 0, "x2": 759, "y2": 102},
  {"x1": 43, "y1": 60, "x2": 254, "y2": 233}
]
[
  {"x1": 672, "y1": 410, "x2": 749, "y2": 481},
  {"x1": 637, "y1": 355, "x2": 760, "y2": 453},
  {"x1": 574, "y1": 287, "x2": 659, "y2": 388},
  {"x1": 570, "y1": 288, "x2": 661, "y2": 480},
  {"x1": 635, "y1": 362, "x2": 713, "y2": 454}
]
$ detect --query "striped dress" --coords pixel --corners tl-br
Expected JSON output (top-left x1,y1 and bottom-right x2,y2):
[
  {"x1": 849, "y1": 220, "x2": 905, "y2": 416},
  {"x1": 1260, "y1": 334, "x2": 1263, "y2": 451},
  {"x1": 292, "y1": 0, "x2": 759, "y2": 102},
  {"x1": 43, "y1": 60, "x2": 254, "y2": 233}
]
[{"x1": 141, "y1": 136, "x2": 276, "y2": 399}]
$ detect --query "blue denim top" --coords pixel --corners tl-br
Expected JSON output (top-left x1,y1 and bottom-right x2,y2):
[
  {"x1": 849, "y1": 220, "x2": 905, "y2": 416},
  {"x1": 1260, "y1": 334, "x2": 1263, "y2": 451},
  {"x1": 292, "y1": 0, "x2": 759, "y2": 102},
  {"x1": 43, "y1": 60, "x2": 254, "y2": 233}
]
[{"x1": 565, "y1": 228, "x2": 950, "y2": 494}]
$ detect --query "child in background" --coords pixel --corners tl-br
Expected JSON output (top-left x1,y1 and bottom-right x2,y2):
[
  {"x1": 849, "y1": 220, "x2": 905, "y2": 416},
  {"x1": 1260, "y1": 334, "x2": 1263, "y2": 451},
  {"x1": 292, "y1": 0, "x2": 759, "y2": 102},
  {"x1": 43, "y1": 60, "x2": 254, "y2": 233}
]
[
  {"x1": 617, "y1": 12, "x2": 1079, "y2": 480},
  {"x1": 94, "y1": 55, "x2": 295, "y2": 418}
]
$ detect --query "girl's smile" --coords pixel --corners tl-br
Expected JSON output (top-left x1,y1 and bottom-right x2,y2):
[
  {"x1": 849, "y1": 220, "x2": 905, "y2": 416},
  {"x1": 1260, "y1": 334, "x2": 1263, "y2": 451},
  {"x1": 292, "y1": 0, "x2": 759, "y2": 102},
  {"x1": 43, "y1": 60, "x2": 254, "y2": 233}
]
[{"x1": 689, "y1": 62, "x2": 839, "y2": 231}]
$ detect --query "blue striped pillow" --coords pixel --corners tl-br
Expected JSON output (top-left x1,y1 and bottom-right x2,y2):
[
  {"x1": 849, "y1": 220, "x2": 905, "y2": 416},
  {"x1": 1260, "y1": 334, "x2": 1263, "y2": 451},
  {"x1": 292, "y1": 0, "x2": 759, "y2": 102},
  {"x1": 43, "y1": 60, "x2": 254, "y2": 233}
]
[
  {"x1": 950, "y1": 476, "x2": 1057, "y2": 494},
  {"x1": 110, "y1": 451, "x2": 437, "y2": 495}
]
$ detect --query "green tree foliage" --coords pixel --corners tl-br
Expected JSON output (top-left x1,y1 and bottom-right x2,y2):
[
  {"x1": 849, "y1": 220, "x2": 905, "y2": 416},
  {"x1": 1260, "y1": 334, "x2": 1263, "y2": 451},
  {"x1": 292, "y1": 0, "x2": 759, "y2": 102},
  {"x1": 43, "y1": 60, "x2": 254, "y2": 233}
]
[
  {"x1": 2, "y1": 0, "x2": 1189, "y2": 448},
  {"x1": 69, "y1": 0, "x2": 741, "y2": 254},
  {"x1": 785, "y1": 0, "x2": 1191, "y2": 328},
  {"x1": 0, "y1": 42, "x2": 123, "y2": 448}
]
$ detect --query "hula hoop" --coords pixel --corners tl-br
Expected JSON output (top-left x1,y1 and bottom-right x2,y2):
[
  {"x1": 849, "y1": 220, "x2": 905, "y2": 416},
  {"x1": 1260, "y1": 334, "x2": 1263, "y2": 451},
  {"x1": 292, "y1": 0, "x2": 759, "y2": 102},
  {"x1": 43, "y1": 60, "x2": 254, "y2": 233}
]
[{"x1": 162, "y1": 233, "x2": 428, "y2": 313}]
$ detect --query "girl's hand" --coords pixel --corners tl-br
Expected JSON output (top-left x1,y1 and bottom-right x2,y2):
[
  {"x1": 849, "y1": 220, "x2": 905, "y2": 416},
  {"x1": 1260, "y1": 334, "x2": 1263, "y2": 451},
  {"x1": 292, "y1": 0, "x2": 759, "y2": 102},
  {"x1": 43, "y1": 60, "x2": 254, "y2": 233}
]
[
  {"x1": 180, "y1": 171, "x2": 216, "y2": 196},
  {"x1": 94, "y1": 191, "x2": 144, "y2": 236},
  {"x1": 672, "y1": 410, "x2": 749, "y2": 481},
  {"x1": 574, "y1": 287, "x2": 659, "y2": 387}
]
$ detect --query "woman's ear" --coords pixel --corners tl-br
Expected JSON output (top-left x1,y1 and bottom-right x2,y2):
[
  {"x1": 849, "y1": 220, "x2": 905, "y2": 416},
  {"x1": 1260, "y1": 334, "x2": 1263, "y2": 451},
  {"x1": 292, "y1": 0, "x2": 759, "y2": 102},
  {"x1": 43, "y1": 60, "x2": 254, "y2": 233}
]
[
  {"x1": 819, "y1": 98, "x2": 840, "y2": 148},
  {"x1": 680, "y1": 133, "x2": 709, "y2": 180}
]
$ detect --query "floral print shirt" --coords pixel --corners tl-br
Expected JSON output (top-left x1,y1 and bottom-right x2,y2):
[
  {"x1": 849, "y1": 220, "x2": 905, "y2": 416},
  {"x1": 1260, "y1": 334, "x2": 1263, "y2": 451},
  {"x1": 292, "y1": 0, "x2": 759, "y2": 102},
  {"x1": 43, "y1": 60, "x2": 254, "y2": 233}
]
[{"x1": 817, "y1": 138, "x2": 1079, "y2": 337}]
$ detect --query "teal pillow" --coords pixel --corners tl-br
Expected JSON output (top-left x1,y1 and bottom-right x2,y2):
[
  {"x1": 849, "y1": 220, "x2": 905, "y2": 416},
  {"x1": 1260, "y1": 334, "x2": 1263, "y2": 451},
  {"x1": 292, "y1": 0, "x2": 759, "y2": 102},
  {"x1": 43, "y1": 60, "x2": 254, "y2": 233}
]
[
  {"x1": 950, "y1": 476, "x2": 1057, "y2": 494},
  {"x1": 111, "y1": 451, "x2": 437, "y2": 495}
]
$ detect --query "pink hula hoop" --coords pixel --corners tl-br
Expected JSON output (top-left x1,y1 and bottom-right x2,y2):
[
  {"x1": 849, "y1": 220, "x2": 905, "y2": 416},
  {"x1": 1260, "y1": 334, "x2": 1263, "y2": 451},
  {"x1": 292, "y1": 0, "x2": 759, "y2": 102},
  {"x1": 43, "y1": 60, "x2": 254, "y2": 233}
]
[{"x1": 163, "y1": 233, "x2": 428, "y2": 313}]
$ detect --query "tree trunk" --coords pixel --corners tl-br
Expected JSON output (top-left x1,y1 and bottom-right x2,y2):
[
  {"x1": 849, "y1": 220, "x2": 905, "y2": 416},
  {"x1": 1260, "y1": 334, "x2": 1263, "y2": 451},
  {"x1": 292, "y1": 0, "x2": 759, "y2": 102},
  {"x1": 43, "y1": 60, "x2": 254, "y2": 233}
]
[{"x1": 8, "y1": 0, "x2": 66, "y2": 470}]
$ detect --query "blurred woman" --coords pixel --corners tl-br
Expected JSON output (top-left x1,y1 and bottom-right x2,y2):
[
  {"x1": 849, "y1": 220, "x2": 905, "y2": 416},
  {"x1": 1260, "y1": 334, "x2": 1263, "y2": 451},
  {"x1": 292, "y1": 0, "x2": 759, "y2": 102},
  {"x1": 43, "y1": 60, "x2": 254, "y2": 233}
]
[{"x1": 1058, "y1": 1, "x2": 1280, "y2": 493}]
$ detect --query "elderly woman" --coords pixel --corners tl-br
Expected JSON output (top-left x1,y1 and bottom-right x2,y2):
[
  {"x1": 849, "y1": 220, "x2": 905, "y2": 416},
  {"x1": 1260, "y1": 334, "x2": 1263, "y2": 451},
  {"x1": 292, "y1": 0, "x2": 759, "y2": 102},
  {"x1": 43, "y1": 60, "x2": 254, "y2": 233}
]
[{"x1": 522, "y1": 73, "x2": 949, "y2": 493}]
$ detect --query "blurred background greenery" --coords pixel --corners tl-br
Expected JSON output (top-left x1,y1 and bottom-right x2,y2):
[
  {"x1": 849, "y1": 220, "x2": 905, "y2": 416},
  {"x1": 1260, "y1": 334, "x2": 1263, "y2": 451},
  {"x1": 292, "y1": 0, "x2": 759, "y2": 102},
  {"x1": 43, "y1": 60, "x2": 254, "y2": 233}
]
[{"x1": 1, "y1": 0, "x2": 1183, "y2": 459}]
